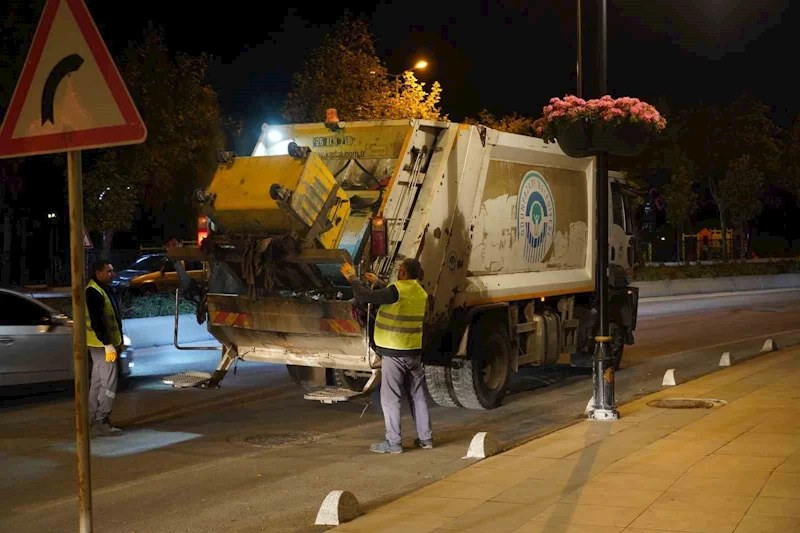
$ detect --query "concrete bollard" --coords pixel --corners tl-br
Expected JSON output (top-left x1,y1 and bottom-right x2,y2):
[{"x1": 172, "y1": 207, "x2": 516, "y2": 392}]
[
  {"x1": 314, "y1": 490, "x2": 362, "y2": 526},
  {"x1": 662, "y1": 369, "x2": 677, "y2": 387},
  {"x1": 719, "y1": 352, "x2": 732, "y2": 367},
  {"x1": 463, "y1": 432, "x2": 500, "y2": 460},
  {"x1": 761, "y1": 339, "x2": 778, "y2": 353}
]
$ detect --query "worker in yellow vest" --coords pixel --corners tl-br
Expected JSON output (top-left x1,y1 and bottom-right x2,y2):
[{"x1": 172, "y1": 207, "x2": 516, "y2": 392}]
[
  {"x1": 85, "y1": 260, "x2": 125, "y2": 437},
  {"x1": 341, "y1": 258, "x2": 432, "y2": 454}
]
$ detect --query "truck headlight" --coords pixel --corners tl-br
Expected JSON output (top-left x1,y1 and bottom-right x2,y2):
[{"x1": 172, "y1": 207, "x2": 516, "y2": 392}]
[{"x1": 123, "y1": 335, "x2": 131, "y2": 346}]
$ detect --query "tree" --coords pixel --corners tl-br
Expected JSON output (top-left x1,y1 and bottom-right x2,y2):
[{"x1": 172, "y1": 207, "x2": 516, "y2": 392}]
[
  {"x1": 663, "y1": 155, "x2": 698, "y2": 262},
  {"x1": 84, "y1": 27, "x2": 228, "y2": 254},
  {"x1": 718, "y1": 155, "x2": 765, "y2": 259},
  {"x1": 374, "y1": 71, "x2": 445, "y2": 121},
  {"x1": 464, "y1": 110, "x2": 538, "y2": 136},
  {"x1": 283, "y1": 15, "x2": 445, "y2": 122},
  {"x1": 688, "y1": 96, "x2": 780, "y2": 260},
  {"x1": 782, "y1": 115, "x2": 800, "y2": 200},
  {"x1": 724, "y1": 94, "x2": 782, "y2": 180}
]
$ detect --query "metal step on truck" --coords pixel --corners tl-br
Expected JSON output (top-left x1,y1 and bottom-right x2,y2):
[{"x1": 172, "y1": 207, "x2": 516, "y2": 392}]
[{"x1": 163, "y1": 112, "x2": 640, "y2": 410}]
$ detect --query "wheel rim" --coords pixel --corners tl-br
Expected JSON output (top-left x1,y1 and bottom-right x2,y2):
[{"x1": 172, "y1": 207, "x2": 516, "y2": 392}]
[{"x1": 481, "y1": 336, "x2": 507, "y2": 390}]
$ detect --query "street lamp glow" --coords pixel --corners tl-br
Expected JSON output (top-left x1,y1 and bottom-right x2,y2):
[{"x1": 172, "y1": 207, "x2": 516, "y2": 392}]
[
  {"x1": 413, "y1": 60, "x2": 428, "y2": 70},
  {"x1": 267, "y1": 129, "x2": 282, "y2": 143}
]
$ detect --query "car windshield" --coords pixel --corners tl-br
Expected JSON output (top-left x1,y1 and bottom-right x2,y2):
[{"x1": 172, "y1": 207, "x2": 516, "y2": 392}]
[{"x1": 128, "y1": 255, "x2": 165, "y2": 272}]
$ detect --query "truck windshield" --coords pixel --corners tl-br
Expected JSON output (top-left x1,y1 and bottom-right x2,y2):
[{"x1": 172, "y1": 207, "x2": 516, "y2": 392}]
[{"x1": 611, "y1": 182, "x2": 627, "y2": 233}]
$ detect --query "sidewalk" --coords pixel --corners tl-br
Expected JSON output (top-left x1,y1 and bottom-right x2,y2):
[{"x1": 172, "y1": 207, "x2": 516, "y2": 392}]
[{"x1": 331, "y1": 347, "x2": 800, "y2": 533}]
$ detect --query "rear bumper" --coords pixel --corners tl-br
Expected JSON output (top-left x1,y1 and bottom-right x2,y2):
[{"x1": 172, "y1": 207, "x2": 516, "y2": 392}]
[{"x1": 214, "y1": 325, "x2": 375, "y2": 371}]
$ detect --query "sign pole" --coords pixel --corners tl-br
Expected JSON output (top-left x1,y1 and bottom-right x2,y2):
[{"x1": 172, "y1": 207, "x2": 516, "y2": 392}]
[{"x1": 68, "y1": 149, "x2": 93, "y2": 532}]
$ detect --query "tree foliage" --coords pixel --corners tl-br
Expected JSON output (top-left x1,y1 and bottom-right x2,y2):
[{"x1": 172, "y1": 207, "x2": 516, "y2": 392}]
[
  {"x1": 724, "y1": 95, "x2": 782, "y2": 179},
  {"x1": 782, "y1": 115, "x2": 800, "y2": 199},
  {"x1": 83, "y1": 27, "x2": 229, "y2": 247},
  {"x1": 663, "y1": 155, "x2": 698, "y2": 260},
  {"x1": 283, "y1": 16, "x2": 445, "y2": 123},
  {"x1": 718, "y1": 155, "x2": 765, "y2": 258},
  {"x1": 374, "y1": 71, "x2": 444, "y2": 121},
  {"x1": 464, "y1": 110, "x2": 538, "y2": 136}
]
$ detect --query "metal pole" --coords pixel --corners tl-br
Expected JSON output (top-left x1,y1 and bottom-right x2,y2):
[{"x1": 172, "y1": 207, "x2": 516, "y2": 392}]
[
  {"x1": 68, "y1": 150, "x2": 93, "y2": 531},
  {"x1": 577, "y1": 0, "x2": 583, "y2": 97},
  {"x1": 590, "y1": 0, "x2": 619, "y2": 421}
]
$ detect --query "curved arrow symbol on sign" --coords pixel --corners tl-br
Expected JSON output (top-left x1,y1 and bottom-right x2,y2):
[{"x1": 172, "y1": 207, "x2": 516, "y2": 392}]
[{"x1": 41, "y1": 53, "x2": 84, "y2": 126}]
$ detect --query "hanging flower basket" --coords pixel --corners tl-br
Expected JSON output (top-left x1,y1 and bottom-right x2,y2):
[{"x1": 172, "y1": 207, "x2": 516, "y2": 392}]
[
  {"x1": 555, "y1": 119, "x2": 594, "y2": 158},
  {"x1": 593, "y1": 121, "x2": 652, "y2": 157},
  {"x1": 538, "y1": 95, "x2": 666, "y2": 159}
]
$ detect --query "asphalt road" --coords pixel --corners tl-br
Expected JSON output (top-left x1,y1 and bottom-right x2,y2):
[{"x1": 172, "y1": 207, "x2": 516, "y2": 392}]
[{"x1": 2, "y1": 289, "x2": 800, "y2": 533}]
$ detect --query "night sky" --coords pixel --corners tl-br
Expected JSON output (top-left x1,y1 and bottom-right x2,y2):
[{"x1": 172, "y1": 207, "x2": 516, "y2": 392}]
[{"x1": 82, "y1": 0, "x2": 797, "y2": 152}]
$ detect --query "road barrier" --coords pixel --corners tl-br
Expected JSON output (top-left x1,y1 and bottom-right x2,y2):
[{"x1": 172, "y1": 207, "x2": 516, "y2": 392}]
[{"x1": 634, "y1": 273, "x2": 800, "y2": 298}]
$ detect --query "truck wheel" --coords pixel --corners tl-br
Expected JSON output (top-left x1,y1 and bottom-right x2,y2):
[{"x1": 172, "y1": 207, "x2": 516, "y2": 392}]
[
  {"x1": 451, "y1": 318, "x2": 511, "y2": 410},
  {"x1": 333, "y1": 369, "x2": 369, "y2": 392},
  {"x1": 610, "y1": 323, "x2": 625, "y2": 371},
  {"x1": 424, "y1": 365, "x2": 460, "y2": 407}
]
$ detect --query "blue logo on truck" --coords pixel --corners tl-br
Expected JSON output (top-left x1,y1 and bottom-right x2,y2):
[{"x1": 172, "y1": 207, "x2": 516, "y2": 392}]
[{"x1": 517, "y1": 171, "x2": 555, "y2": 263}]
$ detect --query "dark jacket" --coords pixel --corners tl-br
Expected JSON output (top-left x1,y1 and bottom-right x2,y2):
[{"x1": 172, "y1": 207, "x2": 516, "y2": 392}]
[
  {"x1": 349, "y1": 279, "x2": 422, "y2": 358},
  {"x1": 86, "y1": 281, "x2": 123, "y2": 346}
]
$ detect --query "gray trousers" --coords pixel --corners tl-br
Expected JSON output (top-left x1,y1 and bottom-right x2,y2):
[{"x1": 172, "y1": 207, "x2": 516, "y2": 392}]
[
  {"x1": 88, "y1": 347, "x2": 118, "y2": 422},
  {"x1": 380, "y1": 355, "x2": 432, "y2": 446}
]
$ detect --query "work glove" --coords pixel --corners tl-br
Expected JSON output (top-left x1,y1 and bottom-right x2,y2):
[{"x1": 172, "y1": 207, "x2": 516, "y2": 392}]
[
  {"x1": 104, "y1": 344, "x2": 118, "y2": 363},
  {"x1": 363, "y1": 273, "x2": 378, "y2": 287},
  {"x1": 340, "y1": 263, "x2": 357, "y2": 282}
]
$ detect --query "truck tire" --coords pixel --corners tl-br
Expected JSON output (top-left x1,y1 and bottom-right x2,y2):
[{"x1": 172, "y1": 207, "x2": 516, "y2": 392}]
[
  {"x1": 450, "y1": 318, "x2": 512, "y2": 410},
  {"x1": 333, "y1": 369, "x2": 369, "y2": 392},
  {"x1": 610, "y1": 323, "x2": 625, "y2": 371},
  {"x1": 424, "y1": 365, "x2": 460, "y2": 407}
]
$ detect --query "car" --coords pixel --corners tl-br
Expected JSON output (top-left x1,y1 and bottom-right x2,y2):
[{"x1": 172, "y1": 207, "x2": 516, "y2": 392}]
[
  {"x1": 0, "y1": 287, "x2": 133, "y2": 388},
  {"x1": 111, "y1": 253, "x2": 203, "y2": 296}
]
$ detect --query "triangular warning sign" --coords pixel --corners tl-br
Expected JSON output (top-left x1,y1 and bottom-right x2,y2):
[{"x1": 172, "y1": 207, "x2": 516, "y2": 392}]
[
  {"x1": 0, "y1": 0, "x2": 146, "y2": 159},
  {"x1": 83, "y1": 227, "x2": 93, "y2": 249}
]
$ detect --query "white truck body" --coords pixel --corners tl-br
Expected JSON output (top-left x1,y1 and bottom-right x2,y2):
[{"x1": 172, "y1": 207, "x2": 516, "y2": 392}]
[{"x1": 167, "y1": 119, "x2": 639, "y2": 409}]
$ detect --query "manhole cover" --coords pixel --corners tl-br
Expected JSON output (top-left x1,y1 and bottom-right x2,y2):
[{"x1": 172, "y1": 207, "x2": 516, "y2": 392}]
[
  {"x1": 647, "y1": 398, "x2": 726, "y2": 409},
  {"x1": 241, "y1": 432, "x2": 319, "y2": 448}
]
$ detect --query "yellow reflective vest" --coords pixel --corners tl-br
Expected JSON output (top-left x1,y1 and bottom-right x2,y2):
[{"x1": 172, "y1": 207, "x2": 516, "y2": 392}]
[
  {"x1": 85, "y1": 279, "x2": 122, "y2": 348},
  {"x1": 373, "y1": 279, "x2": 428, "y2": 351}
]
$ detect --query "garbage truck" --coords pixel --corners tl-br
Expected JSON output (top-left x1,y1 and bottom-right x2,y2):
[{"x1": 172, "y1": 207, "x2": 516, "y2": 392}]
[{"x1": 164, "y1": 114, "x2": 640, "y2": 410}]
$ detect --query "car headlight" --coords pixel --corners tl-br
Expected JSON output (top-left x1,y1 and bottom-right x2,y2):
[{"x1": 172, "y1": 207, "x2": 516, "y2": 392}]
[{"x1": 123, "y1": 335, "x2": 131, "y2": 346}]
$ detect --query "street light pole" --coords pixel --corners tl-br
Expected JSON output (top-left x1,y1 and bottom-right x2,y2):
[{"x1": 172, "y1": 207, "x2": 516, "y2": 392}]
[
  {"x1": 589, "y1": 0, "x2": 619, "y2": 421},
  {"x1": 577, "y1": 0, "x2": 583, "y2": 97}
]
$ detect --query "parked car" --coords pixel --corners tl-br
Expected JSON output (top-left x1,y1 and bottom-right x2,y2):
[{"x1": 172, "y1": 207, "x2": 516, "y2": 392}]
[
  {"x1": 0, "y1": 288, "x2": 133, "y2": 387},
  {"x1": 111, "y1": 253, "x2": 203, "y2": 296}
]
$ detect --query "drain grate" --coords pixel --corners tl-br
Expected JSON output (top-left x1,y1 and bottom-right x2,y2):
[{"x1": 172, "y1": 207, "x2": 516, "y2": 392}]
[
  {"x1": 241, "y1": 432, "x2": 319, "y2": 448},
  {"x1": 647, "y1": 398, "x2": 727, "y2": 409}
]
